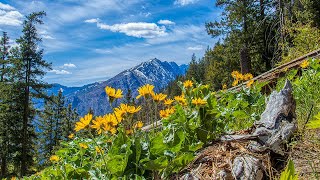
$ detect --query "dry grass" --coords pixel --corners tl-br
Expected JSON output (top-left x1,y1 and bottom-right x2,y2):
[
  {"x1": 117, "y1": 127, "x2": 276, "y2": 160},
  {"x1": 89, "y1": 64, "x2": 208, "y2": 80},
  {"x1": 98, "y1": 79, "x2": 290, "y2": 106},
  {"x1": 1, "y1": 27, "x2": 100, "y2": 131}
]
[{"x1": 291, "y1": 129, "x2": 320, "y2": 179}]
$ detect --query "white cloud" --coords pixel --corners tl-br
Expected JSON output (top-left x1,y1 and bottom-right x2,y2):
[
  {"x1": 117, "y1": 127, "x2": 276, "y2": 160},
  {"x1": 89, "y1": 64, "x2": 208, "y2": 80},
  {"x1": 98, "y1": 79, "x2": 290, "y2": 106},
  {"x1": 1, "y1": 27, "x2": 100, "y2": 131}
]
[
  {"x1": 146, "y1": 25, "x2": 206, "y2": 45},
  {"x1": 84, "y1": 18, "x2": 100, "y2": 23},
  {"x1": 87, "y1": 21, "x2": 167, "y2": 38},
  {"x1": 145, "y1": 12, "x2": 151, "y2": 17},
  {"x1": 188, "y1": 45, "x2": 203, "y2": 51},
  {"x1": 0, "y1": 2, "x2": 15, "y2": 11},
  {"x1": 42, "y1": 35, "x2": 55, "y2": 39},
  {"x1": 94, "y1": 48, "x2": 112, "y2": 54},
  {"x1": 61, "y1": 63, "x2": 77, "y2": 68},
  {"x1": 158, "y1": 20, "x2": 175, "y2": 25},
  {"x1": 174, "y1": 0, "x2": 199, "y2": 6},
  {"x1": 0, "y1": 3, "x2": 23, "y2": 26},
  {"x1": 49, "y1": 69, "x2": 72, "y2": 75},
  {"x1": 39, "y1": 30, "x2": 55, "y2": 40},
  {"x1": 139, "y1": 12, "x2": 151, "y2": 17}
]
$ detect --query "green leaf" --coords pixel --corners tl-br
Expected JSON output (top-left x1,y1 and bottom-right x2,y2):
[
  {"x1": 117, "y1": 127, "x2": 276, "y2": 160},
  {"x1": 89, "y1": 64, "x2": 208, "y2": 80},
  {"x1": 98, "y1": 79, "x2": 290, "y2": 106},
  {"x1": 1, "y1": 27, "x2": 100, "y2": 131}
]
[
  {"x1": 188, "y1": 141, "x2": 204, "y2": 152},
  {"x1": 233, "y1": 110, "x2": 249, "y2": 119},
  {"x1": 171, "y1": 152, "x2": 194, "y2": 173},
  {"x1": 135, "y1": 138, "x2": 142, "y2": 164},
  {"x1": 307, "y1": 112, "x2": 320, "y2": 129},
  {"x1": 279, "y1": 160, "x2": 299, "y2": 180},
  {"x1": 150, "y1": 133, "x2": 167, "y2": 156},
  {"x1": 144, "y1": 156, "x2": 169, "y2": 170},
  {"x1": 106, "y1": 155, "x2": 128, "y2": 176}
]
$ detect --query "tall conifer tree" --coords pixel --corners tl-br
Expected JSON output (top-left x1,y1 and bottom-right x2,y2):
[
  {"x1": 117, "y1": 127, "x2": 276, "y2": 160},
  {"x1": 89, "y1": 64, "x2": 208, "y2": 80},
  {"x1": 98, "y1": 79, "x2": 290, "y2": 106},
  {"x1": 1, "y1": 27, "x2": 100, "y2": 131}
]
[{"x1": 14, "y1": 11, "x2": 51, "y2": 176}]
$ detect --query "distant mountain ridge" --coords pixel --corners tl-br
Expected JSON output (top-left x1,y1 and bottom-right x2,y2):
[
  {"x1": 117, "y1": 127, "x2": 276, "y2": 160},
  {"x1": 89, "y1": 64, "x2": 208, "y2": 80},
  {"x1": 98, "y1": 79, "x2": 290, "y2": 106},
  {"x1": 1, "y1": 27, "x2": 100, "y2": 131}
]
[{"x1": 49, "y1": 58, "x2": 187, "y2": 116}]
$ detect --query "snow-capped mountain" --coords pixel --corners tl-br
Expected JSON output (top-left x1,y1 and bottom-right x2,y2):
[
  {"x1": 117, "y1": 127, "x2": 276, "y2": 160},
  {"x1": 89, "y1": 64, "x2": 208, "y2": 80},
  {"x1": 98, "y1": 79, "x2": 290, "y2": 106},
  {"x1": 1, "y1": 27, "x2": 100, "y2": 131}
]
[{"x1": 49, "y1": 58, "x2": 187, "y2": 116}]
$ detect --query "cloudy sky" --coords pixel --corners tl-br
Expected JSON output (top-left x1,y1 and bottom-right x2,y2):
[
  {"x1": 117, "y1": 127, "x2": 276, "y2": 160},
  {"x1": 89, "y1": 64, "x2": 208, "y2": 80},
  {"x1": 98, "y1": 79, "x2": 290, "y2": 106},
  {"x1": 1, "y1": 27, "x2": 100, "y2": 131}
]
[{"x1": 0, "y1": 0, "x2": 220, "y2": 86}]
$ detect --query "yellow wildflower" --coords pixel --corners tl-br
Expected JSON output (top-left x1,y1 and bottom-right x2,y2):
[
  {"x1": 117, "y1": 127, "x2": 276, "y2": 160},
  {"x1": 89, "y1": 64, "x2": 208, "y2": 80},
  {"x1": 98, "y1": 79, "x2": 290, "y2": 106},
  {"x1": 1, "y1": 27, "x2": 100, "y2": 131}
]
[
  {"x1": 192, "y1": 98, "x2": 207, "y2": 106},
  {"x1": 95, "y1": 146, "x2": 104, "y2": 154},
  {"x1": 79, "y1": 143, "x2": 88, "y2": 149},
  {"x1": 126, "y1": 105, "x2": 142, "y2": 114},
  {"x1": 134, "y1": 121, "x2": 144, "y2": 129},
  {"x1": 136, "y1": 84, "x2": 155, "y2": 99},
  {"x1": 152, "y1": 93, "x2": 167, "y2": 102},
  {"x1": 110, "y1": 127, "x2": 117, "y2": 134},
  {"x1": 105, "y1": 86, "x2": 123, "y2": 99},
  {"x1": 119, "y1": 103, "x2": 129, "y2": 112},
  {"x1": 11, "y1": 177, "x2": 16, "y2": 180},
  {"x1": 68, "y1": 133, "x2": 74, "y2": 139},
  {"x1": 222, "y1": 84, "x2": 227, "y2": 90},
  {"x1": 183, "y1": 80, "x2": 193, "y2": 88},
  {"x1": 300, "y1": 60, "x2": 309, "y2": 68},
  {"x1": 106, "y1": 139, "x2": 112, "y2": 143},
  {"x1": 160, "y1": 110, "x2": 169, "y2": 118},
  {"x1": 244, "y1": 73, "x2": 253, "y2": 80},
  {"x1": 237, "y1": 73, "x2": 244, "y2": 80},
  {"x1": 246, "y1": 79, "x2": 254, "y2": 88},
  {"x1": 232, "y1": 79, "x2": 239, "y2": 87},
  {"x1": 91, "y1": 116, "x2": 106, "y2": 134},
  {"x1": 103, "y1": 114, "x2": 118, "y2": 132},
  {"x1": 231, "y1": 71, "x2": 240, "y2": 78},
  {"x1": 50, "y1": 155, "x2": 59, "y2": 162},
  {"x1": 164, "y1": 99, "x2": 174, "y2": 106},
  {"x1": 74, "y1": 113, "x2": 92, "y2": 132},
  {"x1": 159, "y1": 107, "x2": 175, "y2": 118},
  {"x1": 174, "y1": 94, "x2": 187, "y2": 106},
  {"x1": 114, "y1": 108, "x2": 125, "y2": 122}
]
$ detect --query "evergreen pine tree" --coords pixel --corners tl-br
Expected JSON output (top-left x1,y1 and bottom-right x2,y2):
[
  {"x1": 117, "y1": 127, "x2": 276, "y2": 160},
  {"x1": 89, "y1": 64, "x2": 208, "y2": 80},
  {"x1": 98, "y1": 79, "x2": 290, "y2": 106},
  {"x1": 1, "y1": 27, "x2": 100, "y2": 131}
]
[
  {"x1": 0, "y1": 31, "x2": 10, "y2": 178},
  {"x1": 62, "y1": 104, "x2": 78, "y2": 139},
  {"x1": 14, "y1": 11, "x2": 52, "y2": 176},
  {"x1": 38, "y1": 96, "x2": 55, "y2": 167},
  {"x1": 0, "y1": 32, "x2": 10, "y2": 82},
  {"x1": 53, "y1": 90, "x2": 65, "y2": 146}
]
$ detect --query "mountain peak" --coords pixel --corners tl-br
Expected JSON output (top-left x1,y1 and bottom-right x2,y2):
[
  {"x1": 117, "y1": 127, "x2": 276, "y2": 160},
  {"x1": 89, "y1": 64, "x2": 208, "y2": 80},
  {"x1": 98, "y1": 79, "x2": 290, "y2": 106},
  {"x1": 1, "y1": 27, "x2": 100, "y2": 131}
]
[
  {"x1": 150, "y1": 58, "x2": 161, "y2": 62},
  {"x1": 54, "y1": 58, "x2": 188, "y2": 116}
]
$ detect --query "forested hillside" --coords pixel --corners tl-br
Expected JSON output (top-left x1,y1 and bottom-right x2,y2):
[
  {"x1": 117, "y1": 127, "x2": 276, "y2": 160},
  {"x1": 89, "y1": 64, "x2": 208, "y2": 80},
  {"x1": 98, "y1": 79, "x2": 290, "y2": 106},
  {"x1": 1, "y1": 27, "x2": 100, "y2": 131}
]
[{"x1": 167, "y1": 0, "x2": 320, "y2": 93}]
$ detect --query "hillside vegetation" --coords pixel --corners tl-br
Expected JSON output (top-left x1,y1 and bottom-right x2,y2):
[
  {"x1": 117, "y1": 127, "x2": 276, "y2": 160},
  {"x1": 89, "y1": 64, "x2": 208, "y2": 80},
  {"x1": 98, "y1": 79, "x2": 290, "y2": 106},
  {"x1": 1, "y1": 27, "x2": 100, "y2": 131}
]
[
  {"x1": 22, "y1": 58, "x2": 320, "y2": 179},
  {"x1": 1, "y1": 0, "x2": 320, "y2": 179}
]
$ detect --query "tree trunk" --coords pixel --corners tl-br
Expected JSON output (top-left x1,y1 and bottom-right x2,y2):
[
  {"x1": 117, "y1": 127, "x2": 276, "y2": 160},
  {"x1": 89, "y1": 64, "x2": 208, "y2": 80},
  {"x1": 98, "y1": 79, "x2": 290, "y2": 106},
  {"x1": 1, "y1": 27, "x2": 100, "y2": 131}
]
[
  {"x1": 240, "y1": 0, "x2": 251, "y2": 74},
  {"x1": 21, "y1": 57, "x2": 31, "y2": 176},
  {"x1": 1, "y1": 154, "x2": 7, "y2": 178},
  {"x1": 260, "y1": 0, "x2": 272, "y2": 70},
  {"x1": 240, "y1": 45, "x2": 251, "y2": 74}
]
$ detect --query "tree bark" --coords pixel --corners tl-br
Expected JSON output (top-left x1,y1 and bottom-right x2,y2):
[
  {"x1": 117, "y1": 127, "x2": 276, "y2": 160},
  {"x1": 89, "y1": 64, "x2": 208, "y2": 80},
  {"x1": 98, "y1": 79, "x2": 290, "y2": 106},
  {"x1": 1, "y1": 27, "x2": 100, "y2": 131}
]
[
  {"x1": 240, "y1": 0, "x2": 252, "y2": 74},
  {"x1": 240, "y1": 45, "x2": 251, "y2": 74}
]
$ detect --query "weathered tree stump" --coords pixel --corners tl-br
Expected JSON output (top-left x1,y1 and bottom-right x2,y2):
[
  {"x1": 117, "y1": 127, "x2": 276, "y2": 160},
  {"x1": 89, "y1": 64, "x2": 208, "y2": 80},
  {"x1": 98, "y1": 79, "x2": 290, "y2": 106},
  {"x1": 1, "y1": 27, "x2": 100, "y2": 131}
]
[{"x1": 231, "y1": 80, "x2": 297, "y2": 180}]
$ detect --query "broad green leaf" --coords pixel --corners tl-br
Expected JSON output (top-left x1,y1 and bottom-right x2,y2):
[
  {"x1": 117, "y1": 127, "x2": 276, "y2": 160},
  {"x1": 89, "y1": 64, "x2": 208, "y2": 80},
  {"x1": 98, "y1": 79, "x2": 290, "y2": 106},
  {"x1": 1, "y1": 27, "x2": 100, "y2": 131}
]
[
  {"x1": 233, "y1": 110, "x2": 249, "y2": 119},
  {"x1": 150, "y1": 133, "x2": 167, "y2": 156},
  {"x1": 106, "y1": 155, "x2": 128, "y2": 176},
  {"x1": 144, "y1": 156, "x2": 168, "y2": 170}
]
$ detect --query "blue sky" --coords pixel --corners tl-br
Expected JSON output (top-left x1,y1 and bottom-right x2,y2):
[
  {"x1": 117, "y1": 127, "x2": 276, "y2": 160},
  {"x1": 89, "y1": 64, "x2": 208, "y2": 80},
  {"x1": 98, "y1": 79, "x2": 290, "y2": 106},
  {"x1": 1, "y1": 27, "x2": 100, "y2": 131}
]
[{"x1": 0, "y1": 0, "x2": 220, "y2": 86}]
